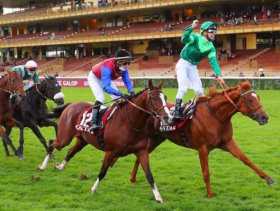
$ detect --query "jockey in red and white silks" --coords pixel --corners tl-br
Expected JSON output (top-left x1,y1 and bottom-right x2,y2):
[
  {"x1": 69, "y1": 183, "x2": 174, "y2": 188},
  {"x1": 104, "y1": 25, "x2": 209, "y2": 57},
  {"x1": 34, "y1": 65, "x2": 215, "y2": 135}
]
[{"x1": 87, "y1": 49, "x2": 134, "y2": 131}]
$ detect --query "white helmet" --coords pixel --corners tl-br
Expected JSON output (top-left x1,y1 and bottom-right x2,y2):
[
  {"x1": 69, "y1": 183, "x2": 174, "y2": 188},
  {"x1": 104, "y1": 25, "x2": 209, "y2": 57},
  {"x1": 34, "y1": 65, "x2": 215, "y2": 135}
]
[{"x1": 25, "y1": 60, "x2": 38, "y2": 71}]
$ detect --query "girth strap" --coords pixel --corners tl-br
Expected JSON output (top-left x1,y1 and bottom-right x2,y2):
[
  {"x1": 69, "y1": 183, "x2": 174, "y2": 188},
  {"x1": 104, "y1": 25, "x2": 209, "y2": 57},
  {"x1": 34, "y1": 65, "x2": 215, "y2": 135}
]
[{"x1": 179, "y1": 130, "x2": 191, "y2": 148}]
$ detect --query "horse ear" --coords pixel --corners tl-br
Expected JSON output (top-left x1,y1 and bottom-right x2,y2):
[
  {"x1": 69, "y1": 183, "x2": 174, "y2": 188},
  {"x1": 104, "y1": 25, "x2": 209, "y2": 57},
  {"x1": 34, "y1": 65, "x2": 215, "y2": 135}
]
[
  {"x1": 148, "y1": 79, "x2": 154, "y2": 89},
  {"x1": 158, "y1": 80, "x2": 163, "y2": 90}
]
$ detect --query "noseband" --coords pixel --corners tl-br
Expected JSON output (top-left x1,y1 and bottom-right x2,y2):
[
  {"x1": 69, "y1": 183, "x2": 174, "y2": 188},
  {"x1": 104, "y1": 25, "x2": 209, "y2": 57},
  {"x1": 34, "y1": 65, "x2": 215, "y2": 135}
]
[{"x1": 220, "y1": 84, "x2": 263, "y2": 120}]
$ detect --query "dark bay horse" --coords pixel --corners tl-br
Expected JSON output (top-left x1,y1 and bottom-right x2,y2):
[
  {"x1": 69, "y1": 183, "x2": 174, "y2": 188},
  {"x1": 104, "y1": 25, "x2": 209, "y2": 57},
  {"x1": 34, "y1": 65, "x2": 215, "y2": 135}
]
[
  {"x1": 0, "y1": 71, "x2": 25, "y2": 156},
  {"x1": 130, "y1": 81, "x2": 276, "y2": 198},
  {"x1": 10, "y1": 76, "x2": 64, "y2": 160},
  {"x1": 38, "y1": 80, "x2": 172, "y2": 202}
]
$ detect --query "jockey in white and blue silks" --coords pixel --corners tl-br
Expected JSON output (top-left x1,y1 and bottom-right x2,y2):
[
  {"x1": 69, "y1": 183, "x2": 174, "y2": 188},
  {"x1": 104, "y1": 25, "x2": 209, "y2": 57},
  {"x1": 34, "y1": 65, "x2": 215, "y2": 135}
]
[{"x1": 88, "y1": 49, "x2": 134, "y2": 131}]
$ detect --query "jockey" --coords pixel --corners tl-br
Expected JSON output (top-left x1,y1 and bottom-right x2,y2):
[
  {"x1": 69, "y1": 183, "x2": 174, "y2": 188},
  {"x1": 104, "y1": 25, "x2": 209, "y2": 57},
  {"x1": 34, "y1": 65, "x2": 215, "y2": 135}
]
[
  {"x1": 88, "y1": 49, "x2": 134, "y2": 131},
  {"x1": 173, "y1": 20, "x2": 224, "y2": 121},
  {"x1": 10, "y1": 60, "x2": 40, "y2": 89}
]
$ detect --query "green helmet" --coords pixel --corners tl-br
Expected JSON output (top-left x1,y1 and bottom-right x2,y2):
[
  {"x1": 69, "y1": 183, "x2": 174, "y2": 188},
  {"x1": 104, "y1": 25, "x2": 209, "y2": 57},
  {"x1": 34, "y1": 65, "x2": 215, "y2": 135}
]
[{"x1": 200, "y1": 21, "x2": 218, "y2": 34}]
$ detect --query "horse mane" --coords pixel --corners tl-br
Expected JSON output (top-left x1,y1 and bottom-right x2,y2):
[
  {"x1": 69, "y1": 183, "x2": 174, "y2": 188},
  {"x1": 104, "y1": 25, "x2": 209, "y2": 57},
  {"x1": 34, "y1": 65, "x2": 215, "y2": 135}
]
[{"x1": 196, "y1": 81, "x2": 251, "y2": 103}]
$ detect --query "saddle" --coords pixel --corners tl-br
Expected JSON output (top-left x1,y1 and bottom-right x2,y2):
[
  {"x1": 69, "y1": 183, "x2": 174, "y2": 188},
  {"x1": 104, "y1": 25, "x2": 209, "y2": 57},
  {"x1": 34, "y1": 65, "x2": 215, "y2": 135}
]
[
  {"x1": 75, "y1": 104, "x2": 117, "y2": 134},
  {"x1": 161, "y1": 99, "x2": 197, "y2": 132}
]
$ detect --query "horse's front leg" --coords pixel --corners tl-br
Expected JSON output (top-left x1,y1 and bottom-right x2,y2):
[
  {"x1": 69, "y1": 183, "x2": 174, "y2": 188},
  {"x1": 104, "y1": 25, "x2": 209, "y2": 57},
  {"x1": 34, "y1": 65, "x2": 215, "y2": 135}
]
[
  {"x1": 16, "y1": 121, "x2": 25, "y2": 160},
  {"x1": 0, "y1": 125, "x2": 10, "y2": 156},
  {"x1": 3, "y1": 120, "x2": 18, "y2": 156},
  {"x1": 28, "y1": 121, "x2": 48, "y2": 152},
  {"x1": 223, "y1": 138, "x2": 276, "y2": 185},
  {"x1": 198, "y1": 145, "x2": 213, "y2": 198},
  {"x1": 91, "y1": 151, "x2": 115, "y2": 193},
  {"x1": 53, "y1": 137, "x2": 88, "y2": 171},
  {"x1": 39, "y1": 119, "x2": 58, "y2": 136},
  {"x1": 137, "y1": 149, "x2": 164, "y2": 203}
]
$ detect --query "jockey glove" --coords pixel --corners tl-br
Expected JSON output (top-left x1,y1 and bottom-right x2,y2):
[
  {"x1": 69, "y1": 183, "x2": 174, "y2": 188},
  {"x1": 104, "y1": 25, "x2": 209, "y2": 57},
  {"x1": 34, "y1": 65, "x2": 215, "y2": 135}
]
[
  {"x1": 128, "y1": 91, "x2": 135, "y2": 97},
  {"x1": 121, "y1": 93, "x2": 129, "y2": 100}
]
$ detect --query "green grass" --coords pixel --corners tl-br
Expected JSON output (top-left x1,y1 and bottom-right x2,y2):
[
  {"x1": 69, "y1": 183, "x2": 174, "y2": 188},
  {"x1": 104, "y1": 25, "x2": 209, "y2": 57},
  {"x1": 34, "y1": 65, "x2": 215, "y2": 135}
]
[{"x1": 0, "y1": 87, "x2": 280, "y2": 211}]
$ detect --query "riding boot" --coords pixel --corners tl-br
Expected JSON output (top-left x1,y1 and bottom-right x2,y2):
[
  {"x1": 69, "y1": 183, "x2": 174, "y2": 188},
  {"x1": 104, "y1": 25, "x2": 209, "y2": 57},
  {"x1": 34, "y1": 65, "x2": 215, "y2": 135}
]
[
  {"x1": 89, "y1": 104, "x2": 101, "y2": 132},
  {"x1": 173, "y1": 99, "x2": 182, "y2": 121}
]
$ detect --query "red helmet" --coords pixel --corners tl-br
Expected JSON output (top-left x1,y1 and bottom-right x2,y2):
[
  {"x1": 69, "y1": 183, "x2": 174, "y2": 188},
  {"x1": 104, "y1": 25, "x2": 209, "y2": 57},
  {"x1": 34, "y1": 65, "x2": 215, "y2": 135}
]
[{"x1": 25, "y1": 60, "x2": 38, "y2": 71}]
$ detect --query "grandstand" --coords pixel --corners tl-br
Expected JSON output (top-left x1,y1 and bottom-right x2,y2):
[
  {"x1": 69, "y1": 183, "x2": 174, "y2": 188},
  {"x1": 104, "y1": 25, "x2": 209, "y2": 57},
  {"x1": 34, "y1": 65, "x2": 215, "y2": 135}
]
[{"x1": 0, "y1": 0, "x2": 279, "y2": 77}]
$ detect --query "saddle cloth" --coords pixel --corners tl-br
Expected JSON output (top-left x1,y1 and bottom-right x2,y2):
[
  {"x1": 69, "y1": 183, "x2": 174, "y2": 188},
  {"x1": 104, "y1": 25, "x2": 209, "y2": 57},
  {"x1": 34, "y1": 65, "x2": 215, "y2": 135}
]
[
  {"x1": 160, "y1": 99, "x2": 196, "y2": 132},
  {"x1": 75, "y1": 104, "x2": 117, "y2": 134}
]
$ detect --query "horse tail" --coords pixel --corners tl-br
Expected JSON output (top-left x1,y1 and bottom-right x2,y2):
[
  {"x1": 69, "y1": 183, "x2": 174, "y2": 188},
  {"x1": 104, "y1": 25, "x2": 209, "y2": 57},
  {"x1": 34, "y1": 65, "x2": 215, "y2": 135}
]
[{"x1": 48, "y1": 103, "x2": 71, "y2": 118}]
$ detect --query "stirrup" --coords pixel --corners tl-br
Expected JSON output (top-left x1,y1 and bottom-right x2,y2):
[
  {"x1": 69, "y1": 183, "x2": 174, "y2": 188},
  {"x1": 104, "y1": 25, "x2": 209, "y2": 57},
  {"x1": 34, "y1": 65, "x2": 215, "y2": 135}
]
[{"x1": 89, "y1": 124, "x2": 100, "y2": 132}]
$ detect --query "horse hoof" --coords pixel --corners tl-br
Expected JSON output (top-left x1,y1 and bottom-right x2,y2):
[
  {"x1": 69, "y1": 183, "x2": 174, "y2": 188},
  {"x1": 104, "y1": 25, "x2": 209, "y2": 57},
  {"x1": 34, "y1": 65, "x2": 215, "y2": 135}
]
[
  {"x1": 37, "y1": 165, "x2": 45, "y2": 171},
  {"x1": 18, "y1": 154, "x2": 25, "y2": 161},
  {"x1": 267, "y1": 178, "x2": 277, "y2": 186},
  {"x1": 156, "y1": 198, "x2": 164, "y2": 203},
  {"x1": 53, "y1": 163, "x2": 62, "y2": 171},
  {"x1": 130, "y1": 178, "x2": 136, "y2": 183}
]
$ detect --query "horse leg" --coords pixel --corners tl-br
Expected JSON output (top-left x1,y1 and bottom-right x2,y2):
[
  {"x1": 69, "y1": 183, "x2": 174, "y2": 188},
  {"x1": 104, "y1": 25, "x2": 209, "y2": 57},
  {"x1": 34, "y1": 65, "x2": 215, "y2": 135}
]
[
  {"x1": 130, "y1": 158, "x2": 140, "y2": 183},
  {"x1": 91, "y1": 151, "x2": 115, "y2": 193},
  {"x1": 0, "y1": 126, "x2": 10, "y2": 156},
  {"x1": 39, "y1": 119, "x2": 58, "y2": 136},
  {"x1": 137, "y1": 149, "x2": 163, "y2": 203},
  {"x1": 53, "y1": 137, "x2": 88, "y2": 171},
  {"x1": 29, "y1": 122, "x2": 49, "y2": 152},
  {"x1": 38, "y1": 126, "x2": 76, "y2": 171},
  {"x1": 223, "y1": 139, "x2": 276, "y2": 185},
  {"x1": 16, "y1": 121, "x2": 25, "y2": 160},
  {"x1": 130, "y1": 136, "x2": 164, "y2": 183},
  {"x1": 198, "y1": 145, "x2": 213, "y2": 198},
  {"x1": 3, "y1": 126, "x2": 17, "y2": 156}
]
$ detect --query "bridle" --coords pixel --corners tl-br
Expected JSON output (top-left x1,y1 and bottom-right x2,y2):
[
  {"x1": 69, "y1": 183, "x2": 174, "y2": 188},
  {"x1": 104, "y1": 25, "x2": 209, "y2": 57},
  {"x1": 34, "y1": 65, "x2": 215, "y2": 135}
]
[
  {"x1": 209, "y1": 81, "x2": 263, "y2": 121},
  {"x1": 124, "y1": 89, "x2": 168, "y2": 132},
  {"x1": 35, "y1": 79, "x2": 59, "y2": 101}
]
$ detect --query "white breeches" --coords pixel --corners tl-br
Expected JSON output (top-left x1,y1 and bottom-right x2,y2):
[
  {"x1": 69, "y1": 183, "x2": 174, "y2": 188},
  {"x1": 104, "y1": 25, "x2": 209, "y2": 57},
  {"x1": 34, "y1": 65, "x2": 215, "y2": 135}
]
[
  {"x1": 175, "y1": 58, "x2": 204, "y2": 99},
  {"x1": 87, "y1": 71, "x2": 119, "y2": 103}
]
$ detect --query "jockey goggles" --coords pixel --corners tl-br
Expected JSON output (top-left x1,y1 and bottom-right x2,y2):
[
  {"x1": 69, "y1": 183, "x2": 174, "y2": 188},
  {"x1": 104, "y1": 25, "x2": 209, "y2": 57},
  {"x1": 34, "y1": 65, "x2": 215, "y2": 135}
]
[
  {"x1": 118, "y1": 61, "x2": 130, "y2": 66},
  {"x1": 207, "y1": 27, "x2": 217, "y2": 33}
]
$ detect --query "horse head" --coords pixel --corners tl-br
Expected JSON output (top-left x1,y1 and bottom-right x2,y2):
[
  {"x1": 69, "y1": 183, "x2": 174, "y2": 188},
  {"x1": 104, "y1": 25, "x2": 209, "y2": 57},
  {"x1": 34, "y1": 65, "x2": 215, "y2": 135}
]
[
  {"x1": 6, "y1": 71, "x2": 25, "y2": 102},
  {"x1": 145, "y1": 79, "x2": 172, "y2": 125},
  {"x1": 237, "y1": 80, "x2": 269, "y2": 125},
  {"x1": 38, "y1": 76, "x2": 64, "y2": 105}
]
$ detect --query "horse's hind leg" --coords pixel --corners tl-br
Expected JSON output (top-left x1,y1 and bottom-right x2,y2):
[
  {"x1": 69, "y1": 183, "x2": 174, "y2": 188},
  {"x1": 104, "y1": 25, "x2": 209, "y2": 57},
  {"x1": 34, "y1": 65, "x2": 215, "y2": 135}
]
[
  {"x1": 137, "y1": 149, "x2": 163, "y2": 203},
  {"x1": 198, "y1": 145, "x2": 213, "y2": 198},
  {"x1": 223, "y1": 139, "x2": 276, "y2": 185},
  {"x1": 38, "y1": 127, "x2": 76, "y2": 171},
  {"x1": 91, "y1": 151, "x2": 115, "y2": 193},
  {"x1": 130, "y1": 158, "x2": 140, "y2": 183},
  {"x1": 0, "y1": 126, "x2": 10, "y2": 156},
  {"x1": 53, "y1": 137, "x2": 88, "y2": 171}
]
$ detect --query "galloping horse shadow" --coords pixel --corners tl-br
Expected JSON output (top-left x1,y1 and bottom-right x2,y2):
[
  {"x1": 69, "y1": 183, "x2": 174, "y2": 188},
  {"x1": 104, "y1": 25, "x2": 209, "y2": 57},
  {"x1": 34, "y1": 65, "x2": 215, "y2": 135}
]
[
  {"x1": 129, "y1": 80, "x2": 276, "y2": 198},
  {"x1": 38, "y1": 80, "x2": 172, "y2": 203},
  {"x1": 0, "y1": 71, "x2": 25, "y2": 156},
  {"x1": 9, "y1": 76, "x2": 64, "y2": 160}
]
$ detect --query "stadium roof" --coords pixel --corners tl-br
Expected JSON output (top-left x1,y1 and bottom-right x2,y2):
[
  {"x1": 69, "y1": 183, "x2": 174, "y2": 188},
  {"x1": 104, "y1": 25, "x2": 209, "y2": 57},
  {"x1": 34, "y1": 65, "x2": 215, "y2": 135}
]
[{"x1": 0, "y1": 0, "x2": 63, "y2": 8}]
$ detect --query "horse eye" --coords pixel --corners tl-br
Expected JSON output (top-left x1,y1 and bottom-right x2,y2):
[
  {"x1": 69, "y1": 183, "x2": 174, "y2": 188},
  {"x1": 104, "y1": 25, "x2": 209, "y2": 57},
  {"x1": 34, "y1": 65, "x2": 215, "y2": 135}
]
[{"x1": 247, "y1": 98, "x2": 253, "y2": 104}]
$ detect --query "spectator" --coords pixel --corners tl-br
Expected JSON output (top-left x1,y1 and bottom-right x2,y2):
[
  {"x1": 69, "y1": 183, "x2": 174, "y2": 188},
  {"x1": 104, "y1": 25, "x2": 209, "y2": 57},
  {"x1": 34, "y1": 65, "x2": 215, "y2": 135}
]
[
  {"x1": 253, "y1": 72, "x2": 258, "y2": 77},
  {"x1": 267, "y1": 9, "x2": 271, "y2": 19},
  {"x1": 259, "y1": 68, "x2": 265, "y2": 77},
  {"x1": 101, "y1": 28, "x2": 105, "y2": 36},
  {"x1": 254, "y1": 15, "x2": 258, "y2": 25},
  {"x1": 239, "y1": 72, "x2": 245, "y2": 77}
]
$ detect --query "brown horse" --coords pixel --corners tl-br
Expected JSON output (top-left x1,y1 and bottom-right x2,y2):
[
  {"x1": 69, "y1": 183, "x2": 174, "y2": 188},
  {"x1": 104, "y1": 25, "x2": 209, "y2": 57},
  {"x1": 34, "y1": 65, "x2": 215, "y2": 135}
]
[
  {"x1": 0, "y1": 71, "x2": 25, "y2": 156},
  {"x1": 130, "y1": 80, "x2": 276, "y2": 198},
  {"x1": 38, "y1": 80, "x2": 172, "y2": 203}
]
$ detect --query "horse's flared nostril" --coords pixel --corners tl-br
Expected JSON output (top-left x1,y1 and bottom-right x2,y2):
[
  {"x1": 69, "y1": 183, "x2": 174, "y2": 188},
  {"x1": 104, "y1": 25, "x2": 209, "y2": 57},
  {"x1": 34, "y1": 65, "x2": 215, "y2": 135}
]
[{"x1": 259, "y1": 115, "x2": 269, "y2": 125}]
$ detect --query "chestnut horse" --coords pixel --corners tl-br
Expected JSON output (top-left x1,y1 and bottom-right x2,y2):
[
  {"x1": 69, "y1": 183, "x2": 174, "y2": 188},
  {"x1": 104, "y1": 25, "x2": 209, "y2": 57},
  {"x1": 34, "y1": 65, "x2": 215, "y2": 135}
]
[
  {"x1": 38, "y1": 80, "x2": 172, "y2": 203},
  {"x1": 0, "y1": 71, "x2": 25, "y2": 156},
  {"x1": 130, "y1": 81, "x2": 276, "y2": 198}
]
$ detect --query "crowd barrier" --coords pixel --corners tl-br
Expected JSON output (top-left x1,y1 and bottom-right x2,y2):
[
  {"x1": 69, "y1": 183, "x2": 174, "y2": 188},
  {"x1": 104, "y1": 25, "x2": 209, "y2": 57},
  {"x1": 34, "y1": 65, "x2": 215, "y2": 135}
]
[{"x1": 50, "y1": 77, "x2": 280, "y2": 90}]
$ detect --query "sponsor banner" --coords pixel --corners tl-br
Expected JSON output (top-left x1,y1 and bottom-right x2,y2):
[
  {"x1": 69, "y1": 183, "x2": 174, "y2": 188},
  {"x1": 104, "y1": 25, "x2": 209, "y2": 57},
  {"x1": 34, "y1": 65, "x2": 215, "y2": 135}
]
[{"x1": 41, "y1": 77, "x2": 134, "y2": 88}]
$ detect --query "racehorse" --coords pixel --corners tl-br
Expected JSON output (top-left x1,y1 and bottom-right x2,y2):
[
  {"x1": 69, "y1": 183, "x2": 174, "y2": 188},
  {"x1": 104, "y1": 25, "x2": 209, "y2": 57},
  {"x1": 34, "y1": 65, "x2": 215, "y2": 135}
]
[
  {"x1": 38, "y1": 80, "x2": 172, "y2": 203},
  {"x1": 0, "y1": 71, "x2": 25, "y2": 156},
  {"x1": 10, "y1": 76, "x2": 64, "y2": 160},
  {"x1": 129, "y1": 80, "x2": 276, "y2": 198}
]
